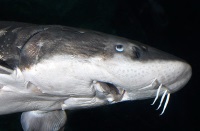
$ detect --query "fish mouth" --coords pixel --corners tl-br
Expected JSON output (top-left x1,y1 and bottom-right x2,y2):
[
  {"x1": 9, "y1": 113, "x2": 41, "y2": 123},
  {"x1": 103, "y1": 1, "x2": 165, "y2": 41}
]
[{"x1": 94, "y1": 81, "x2": 126, "y2": 103}]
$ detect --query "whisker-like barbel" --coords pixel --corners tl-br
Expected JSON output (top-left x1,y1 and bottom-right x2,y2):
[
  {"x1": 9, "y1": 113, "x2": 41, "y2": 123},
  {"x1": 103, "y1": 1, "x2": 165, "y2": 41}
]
[
  {"x1": 160, "y1": 93, "x2": 170, "y2": 115},
  {"x1": 151, "y1": 84, "x2": 162, "y2": 105},
  {"x1": 156, "y1": 90, "x2": 168, "y2": 110}
]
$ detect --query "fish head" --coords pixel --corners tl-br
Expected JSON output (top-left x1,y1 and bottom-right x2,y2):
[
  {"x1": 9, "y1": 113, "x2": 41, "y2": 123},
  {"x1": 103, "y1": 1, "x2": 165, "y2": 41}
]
[
  {"x1": 95, "y1": 38, "x2": 192, "y2": 102},
  {"x1": 18, "y1": 28, "x2": 192, "y2": 106},
  {"x1": 0, "y1": 25, "x2": 191, "y2": 114}
]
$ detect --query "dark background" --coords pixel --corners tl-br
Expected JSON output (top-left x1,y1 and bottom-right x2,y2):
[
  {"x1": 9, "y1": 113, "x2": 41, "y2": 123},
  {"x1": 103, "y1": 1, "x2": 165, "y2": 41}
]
[{"x1": 0, "y1": 0, "x2": 199, "y2": 131}]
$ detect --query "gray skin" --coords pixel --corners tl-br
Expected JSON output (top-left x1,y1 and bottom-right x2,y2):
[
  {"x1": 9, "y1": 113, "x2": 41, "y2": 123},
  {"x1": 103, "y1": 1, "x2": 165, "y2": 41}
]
[{"x1": 0, "y1": 21, "x2": 192, "y2": 131}]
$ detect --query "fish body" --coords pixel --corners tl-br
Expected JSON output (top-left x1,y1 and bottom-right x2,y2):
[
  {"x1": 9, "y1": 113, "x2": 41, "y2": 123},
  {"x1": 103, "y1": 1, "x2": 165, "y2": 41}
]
[{"x1": 0, "y1": 21, "x2": 192, "y2": 131}]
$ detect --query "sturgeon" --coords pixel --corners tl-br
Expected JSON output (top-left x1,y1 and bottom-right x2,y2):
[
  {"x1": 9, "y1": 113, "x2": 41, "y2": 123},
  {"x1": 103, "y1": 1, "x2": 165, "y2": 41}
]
[{"x1": 0, "y1": 21, "x2": 192, "y2": 131}]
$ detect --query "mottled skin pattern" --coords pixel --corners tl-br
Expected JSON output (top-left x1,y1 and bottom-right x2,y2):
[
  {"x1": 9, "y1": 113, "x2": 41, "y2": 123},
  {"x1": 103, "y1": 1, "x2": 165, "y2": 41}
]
[
  {"x1": 0, "y1": 21, "x2": 182, "y2": 70},
  {"x1": 0, "y1": 22, "x2": 110, "y2": 69},
  {"x1": 0, "y1": 22, "x2": 41, "y2": 67}
]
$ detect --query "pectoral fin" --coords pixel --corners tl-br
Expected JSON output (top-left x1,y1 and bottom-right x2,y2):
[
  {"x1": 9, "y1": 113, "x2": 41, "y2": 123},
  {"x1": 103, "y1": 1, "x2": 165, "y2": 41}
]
[{"x1": 21, "y1": 110, "x2": 67, "y2": 131}]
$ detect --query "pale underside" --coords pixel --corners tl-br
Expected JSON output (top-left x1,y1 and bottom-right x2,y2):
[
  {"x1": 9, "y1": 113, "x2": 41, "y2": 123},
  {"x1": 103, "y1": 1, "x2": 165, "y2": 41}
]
[{"x1": 0, "y1": 54, "x2": 183, "y2": 116}]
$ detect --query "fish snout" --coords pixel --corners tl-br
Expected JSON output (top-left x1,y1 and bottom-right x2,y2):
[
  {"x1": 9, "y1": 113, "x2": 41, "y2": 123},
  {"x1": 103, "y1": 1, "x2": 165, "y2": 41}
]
[
  {"x1": 166, "y1": 61, "x2": 192, "y2": 93},
  {"x1": 142, "y1": 46, "x2": 192, "y2": 93}
]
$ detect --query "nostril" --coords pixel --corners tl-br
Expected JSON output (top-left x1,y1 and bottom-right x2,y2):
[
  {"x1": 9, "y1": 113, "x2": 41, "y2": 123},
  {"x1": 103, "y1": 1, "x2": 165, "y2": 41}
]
[{"x1": 132, "y1": 46, "x2": 141, "y2": 59}]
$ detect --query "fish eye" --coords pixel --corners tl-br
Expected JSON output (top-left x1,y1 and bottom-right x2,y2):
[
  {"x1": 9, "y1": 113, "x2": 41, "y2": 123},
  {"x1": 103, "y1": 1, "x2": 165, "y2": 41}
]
[
  {"x1": 115, "y1": 45, "x2": 124, "y2": 52},
  {"x1": 132, "y1": 46, "x2": 140, "y2": 58}
]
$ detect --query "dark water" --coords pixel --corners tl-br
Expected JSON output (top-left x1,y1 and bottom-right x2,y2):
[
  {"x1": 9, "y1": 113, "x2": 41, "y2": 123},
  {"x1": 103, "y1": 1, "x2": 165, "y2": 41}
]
[{"x1": 0, "y1": 0, "x2": 199, "y2": 130}]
